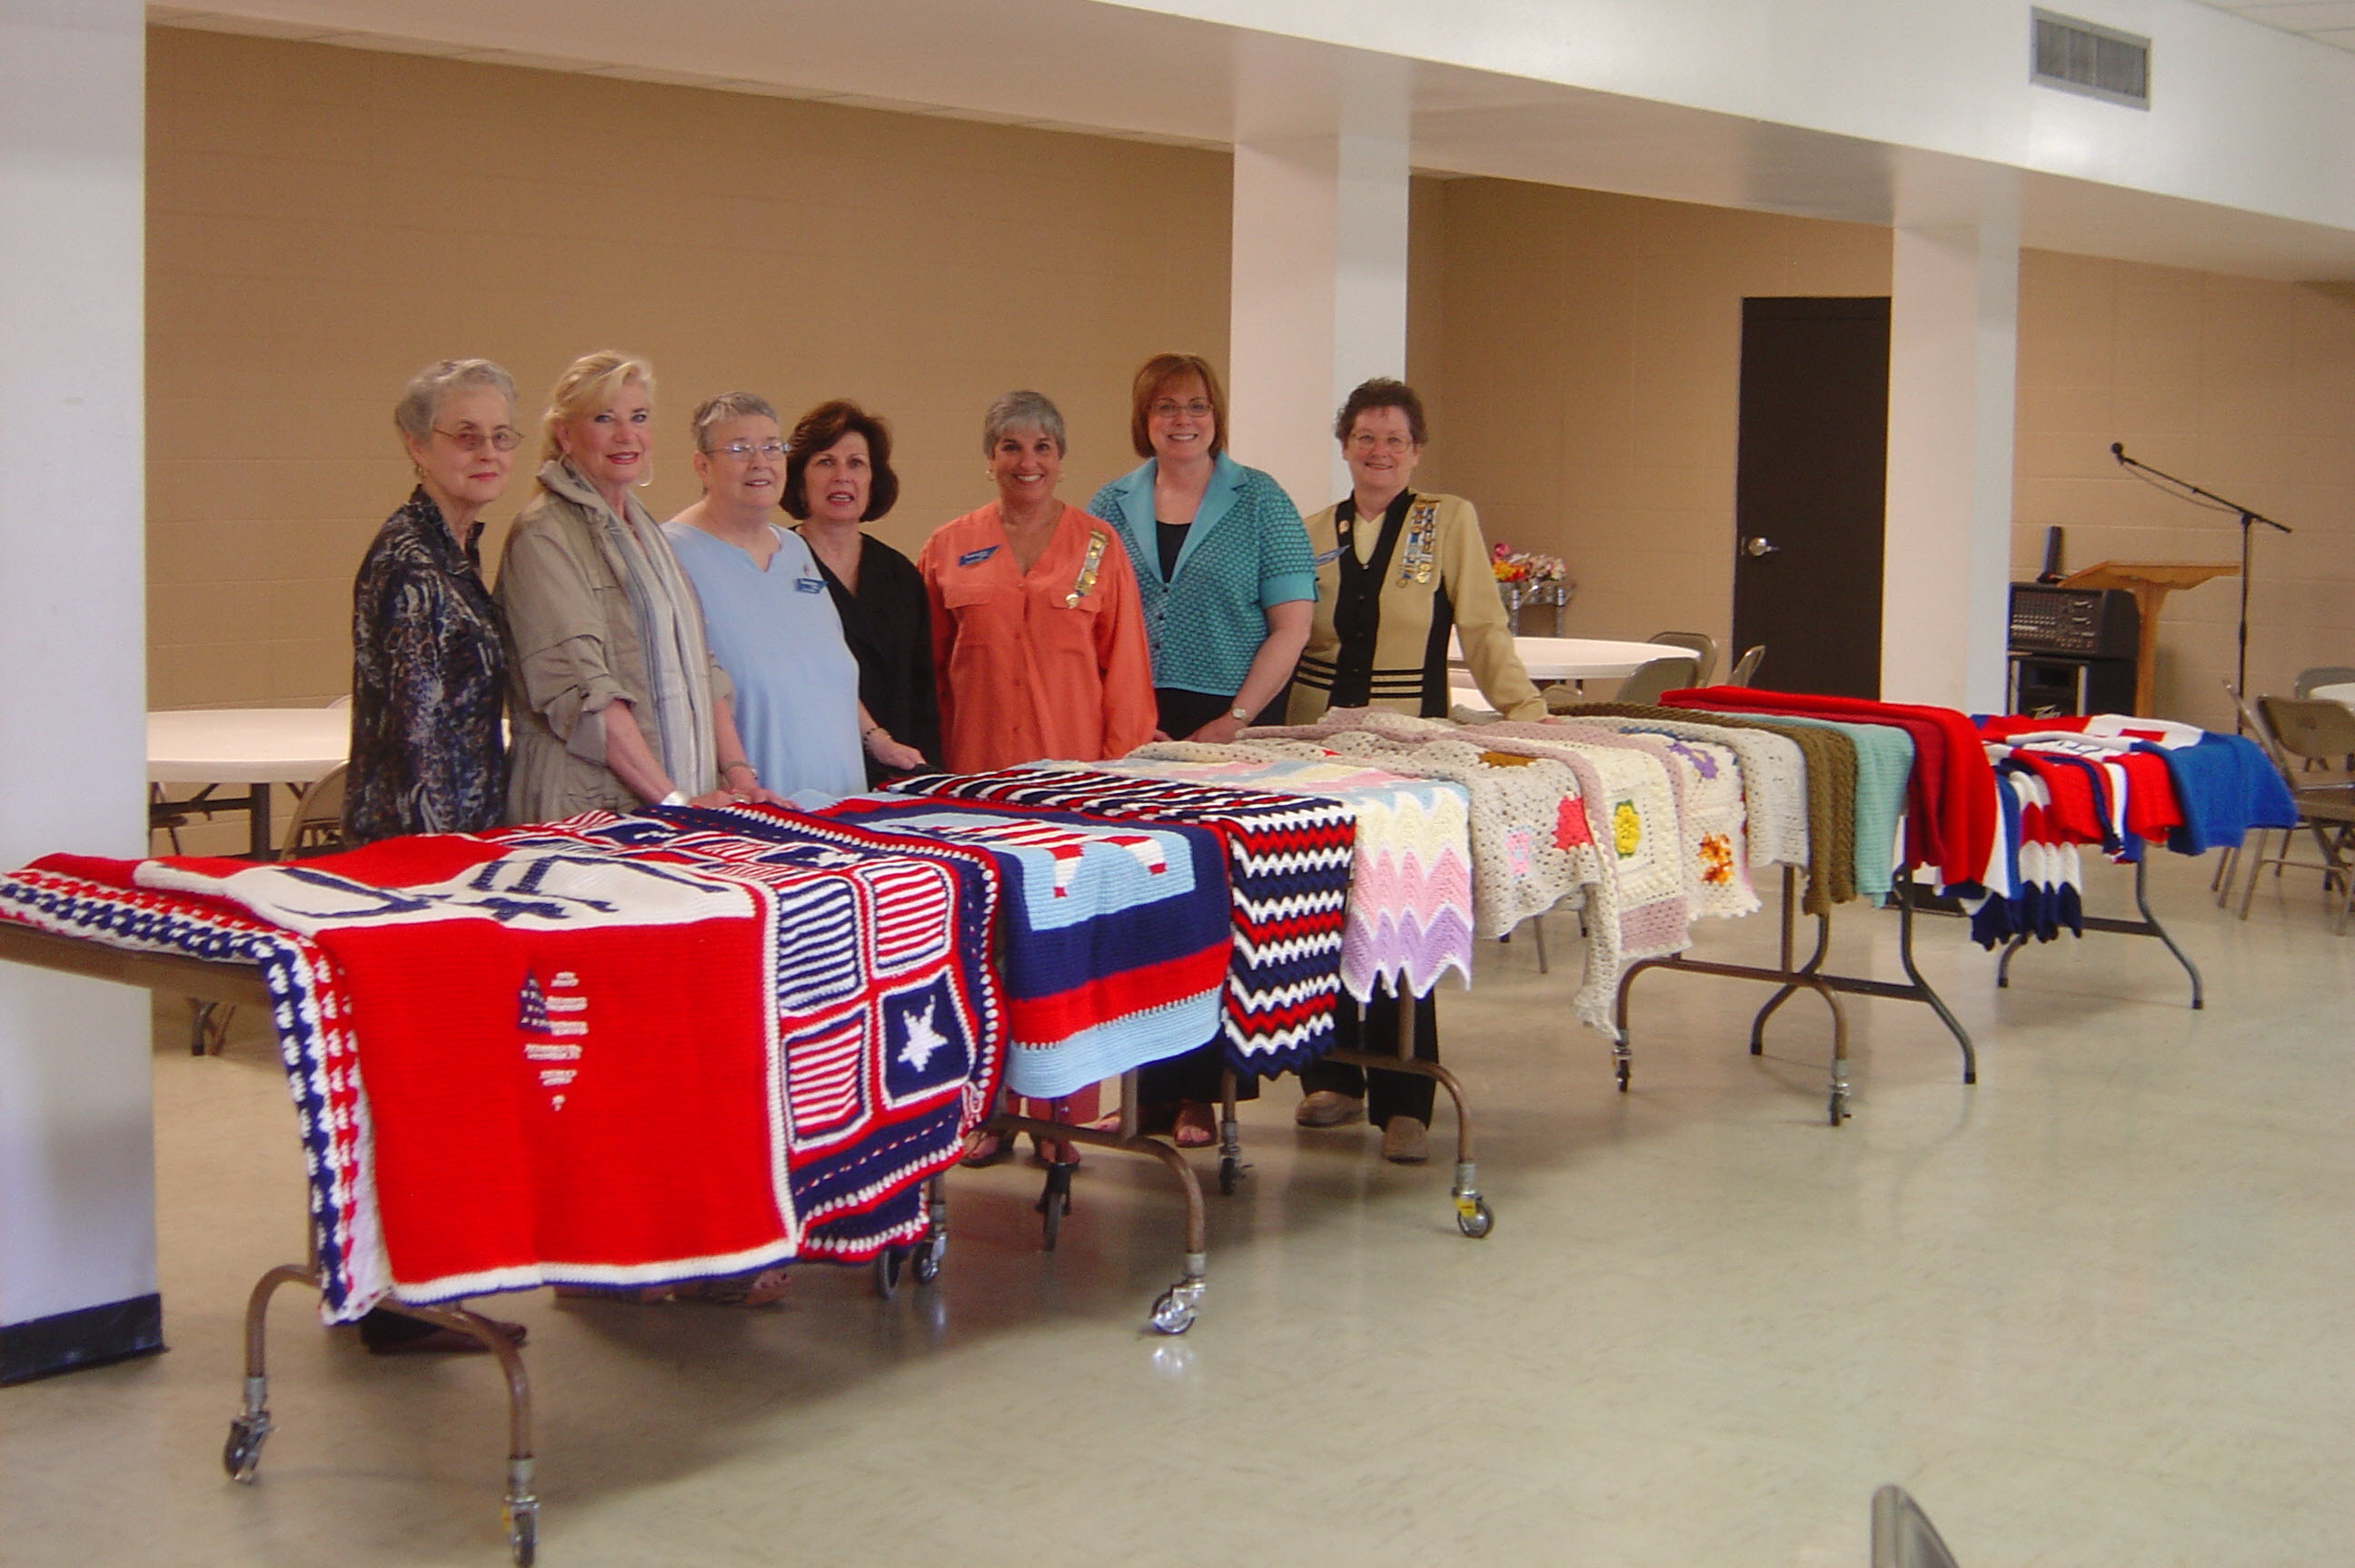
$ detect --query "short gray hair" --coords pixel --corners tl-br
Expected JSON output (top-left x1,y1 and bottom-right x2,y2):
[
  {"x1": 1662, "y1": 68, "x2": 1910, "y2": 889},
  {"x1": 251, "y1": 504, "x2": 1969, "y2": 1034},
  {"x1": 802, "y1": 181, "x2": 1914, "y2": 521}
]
[
  {"x1": 393, "y1": 359, "x2": 517, "y2": 442},
  {"x1": 691, "y1": 392, "x2": 778, "y2": 452},
  {"x1": 982, "y1": 390, "x2": 1066, "y2": 455}
]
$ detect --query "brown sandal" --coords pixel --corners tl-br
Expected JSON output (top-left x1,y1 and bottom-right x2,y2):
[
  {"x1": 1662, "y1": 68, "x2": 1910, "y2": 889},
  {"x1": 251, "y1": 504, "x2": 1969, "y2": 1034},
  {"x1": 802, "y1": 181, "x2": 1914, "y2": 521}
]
[{"x1": 673, "y1": 1266, "x2": 790, "y2": 1307}]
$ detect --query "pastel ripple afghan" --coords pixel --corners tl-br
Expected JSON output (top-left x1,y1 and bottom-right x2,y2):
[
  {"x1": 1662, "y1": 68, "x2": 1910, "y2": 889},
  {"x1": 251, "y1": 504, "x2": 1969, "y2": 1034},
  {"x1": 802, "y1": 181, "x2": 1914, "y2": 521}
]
[{"x1": 1099, "y1": 745, "x2": 1476, "y2": 1003}]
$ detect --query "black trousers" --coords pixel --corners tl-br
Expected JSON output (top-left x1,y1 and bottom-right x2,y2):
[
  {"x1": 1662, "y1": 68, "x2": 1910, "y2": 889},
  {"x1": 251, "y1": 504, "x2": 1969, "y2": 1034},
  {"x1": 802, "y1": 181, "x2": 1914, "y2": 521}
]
[
  {"x1": 1297, "y1": 985, "x2": 1438, "y2": 1127},
  {"x1": 1154, "y1": 686, "x2": 1287, "y2": 739}
]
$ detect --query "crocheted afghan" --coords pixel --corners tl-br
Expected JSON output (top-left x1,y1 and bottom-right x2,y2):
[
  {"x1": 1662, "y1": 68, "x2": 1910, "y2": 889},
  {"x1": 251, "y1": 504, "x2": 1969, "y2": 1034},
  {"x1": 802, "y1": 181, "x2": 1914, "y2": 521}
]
[
  {"x1": 0, "y1": 854, "x2": 383, "y2": 1317},
  {"x1": 1544, "y1": 710, "x2": 1806, "y2": 872},
  {"x1": 1244, "y1": 711, "x2": 1657, "y2": 1035},
  {"x1": 141, "y1": 833, "x2": 801, "y2": 1305},
  {"x1": 494, "y1": 808, "x2": 1003, "y2": 1261},
  {"x1": 1100, "y1": 744, "x2": 1476, "y2": 1002},
  {"x1": 0, "y1": 808, "x2": 1006, "y2": 1318},
  {"x1": 887, "y1": 768, "x2": 1355, "y2": 1078},
  {"x1": 811, "y1": 794, "x2": 1231, "y2": 1097},
  {"x1": 1490, "y1": 720, "x2": 1758, "y2": 923}
]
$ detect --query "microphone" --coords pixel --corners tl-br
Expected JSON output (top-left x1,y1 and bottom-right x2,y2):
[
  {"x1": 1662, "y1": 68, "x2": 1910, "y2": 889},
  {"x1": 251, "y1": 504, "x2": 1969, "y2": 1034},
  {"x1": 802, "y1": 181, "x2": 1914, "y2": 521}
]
[{"x1": 2110, "y1": 442, "x2": 2126, "y2": 463}]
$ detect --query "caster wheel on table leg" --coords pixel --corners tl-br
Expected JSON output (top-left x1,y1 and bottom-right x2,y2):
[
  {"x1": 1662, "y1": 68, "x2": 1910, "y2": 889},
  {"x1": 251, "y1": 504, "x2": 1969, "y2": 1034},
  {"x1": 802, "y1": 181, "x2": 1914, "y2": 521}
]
[
  {"x1": 1455, "y1": 1195, "x2": 1495, "y2": 1238},
  {"x1": 1148, "y1": 1285, "x2": 1199, "y2": 1335},
  {"x1": 223, "y1": 1413, "x2": 270, "y2": 1483},
  {"x1": 506, "y1": 1498, "x2": 538, "y2": 1566},
  {"x1": 1614, "y1": 1059, "x2": 1630, "y2": 1092},
  {"x1": 872, "y1": 1246, "x2": 906, "y2": 1299},
  {"x1": 912, "y1": 1230, "x2": 944, "y2": 1285},
  {"x1": 1036, "y1": 1162, "x2": 1074, "y2": 1252},
  {"x1": 1217, "y1": 1155, "x2": 1242, "y2": 1196}
]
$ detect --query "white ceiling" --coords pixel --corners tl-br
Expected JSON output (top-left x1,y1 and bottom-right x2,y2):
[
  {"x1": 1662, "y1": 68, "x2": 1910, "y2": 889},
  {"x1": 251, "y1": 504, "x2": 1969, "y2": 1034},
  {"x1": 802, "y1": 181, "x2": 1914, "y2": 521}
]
[
  {"x1": 2192, "y1": 0, "x2": 2355, "y2": 53},
  {"x1": 149, "y1": 1, "x2": 2355, "y2": 281}
]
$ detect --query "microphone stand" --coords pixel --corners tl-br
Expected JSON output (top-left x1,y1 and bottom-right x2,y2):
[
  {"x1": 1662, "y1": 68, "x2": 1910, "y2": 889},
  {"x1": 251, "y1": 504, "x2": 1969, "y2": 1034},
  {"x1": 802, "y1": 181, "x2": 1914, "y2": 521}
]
[{"x1": 2109, "y1": 443, "x2": 2293, "y2": 730}]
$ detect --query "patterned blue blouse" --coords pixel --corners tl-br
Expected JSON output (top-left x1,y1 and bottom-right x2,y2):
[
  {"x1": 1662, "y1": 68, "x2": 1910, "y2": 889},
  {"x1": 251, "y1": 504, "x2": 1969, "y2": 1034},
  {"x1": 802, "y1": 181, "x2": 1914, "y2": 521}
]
[
  {"x1": 1088, "y1": 452, "x2": 1315, "y2": 698},
  {"x1": 343, "y1": 489, "x2": 509, "y2": 845}
]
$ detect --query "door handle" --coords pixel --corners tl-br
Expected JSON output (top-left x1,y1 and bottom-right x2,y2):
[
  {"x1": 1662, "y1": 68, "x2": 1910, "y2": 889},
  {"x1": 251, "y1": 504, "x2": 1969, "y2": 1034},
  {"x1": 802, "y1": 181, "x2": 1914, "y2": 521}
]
[{"x1": 1743, "y1": 536, "x2": 1780, "y2": 558}]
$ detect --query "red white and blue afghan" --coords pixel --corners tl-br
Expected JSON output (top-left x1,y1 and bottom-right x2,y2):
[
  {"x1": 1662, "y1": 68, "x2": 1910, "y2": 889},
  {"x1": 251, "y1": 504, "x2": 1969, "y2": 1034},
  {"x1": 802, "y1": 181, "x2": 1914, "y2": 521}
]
[
  {"x1": 812, "y1": 795, "x2": 1231, "y2": 1097},
  {"x1": 887, "y1": 768, "x2": 1356, "y2": 1078}
]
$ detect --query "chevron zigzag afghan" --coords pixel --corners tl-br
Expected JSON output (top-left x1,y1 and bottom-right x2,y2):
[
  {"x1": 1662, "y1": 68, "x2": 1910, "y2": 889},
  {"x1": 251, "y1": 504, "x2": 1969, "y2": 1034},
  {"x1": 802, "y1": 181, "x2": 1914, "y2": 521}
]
[{"x1": 886, "y1": 768, "x2": 1356, "y2": 1078}]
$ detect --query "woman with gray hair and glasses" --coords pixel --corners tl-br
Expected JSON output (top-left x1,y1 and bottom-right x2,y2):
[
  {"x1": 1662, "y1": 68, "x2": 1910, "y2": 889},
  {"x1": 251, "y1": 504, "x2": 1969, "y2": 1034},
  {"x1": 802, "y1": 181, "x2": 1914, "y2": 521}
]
[
  {"x1": 345, "y1": 357, "x2": 520, "y2": 849},
  {"x1": 663, "y1": 392, "x2": 924, "y2": 799},
  {"x1": 497, "y1": 351, "x2": 770, "y2": 822}
]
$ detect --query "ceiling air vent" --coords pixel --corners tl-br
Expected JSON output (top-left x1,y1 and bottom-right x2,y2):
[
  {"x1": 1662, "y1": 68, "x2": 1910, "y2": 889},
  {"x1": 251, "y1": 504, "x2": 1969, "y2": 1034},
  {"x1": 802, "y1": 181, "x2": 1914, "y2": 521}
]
[{"x1": 2032, "y1": 9, "x2": 2151, "y2": 108}]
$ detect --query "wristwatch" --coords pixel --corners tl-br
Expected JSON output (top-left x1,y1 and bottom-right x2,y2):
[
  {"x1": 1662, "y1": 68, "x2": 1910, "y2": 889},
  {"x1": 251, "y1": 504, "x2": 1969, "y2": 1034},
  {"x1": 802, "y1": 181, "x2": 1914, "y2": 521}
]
[{"x1": 1228, "y1": 705, "x2": 1250, "y2": 724}]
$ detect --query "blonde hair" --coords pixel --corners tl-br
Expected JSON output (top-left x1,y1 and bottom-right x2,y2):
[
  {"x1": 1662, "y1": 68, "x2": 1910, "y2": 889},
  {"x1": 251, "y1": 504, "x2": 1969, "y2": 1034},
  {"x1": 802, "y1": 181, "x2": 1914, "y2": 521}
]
[{"x1": 540, "y1": 350, "x2": 655, "y2": 471}]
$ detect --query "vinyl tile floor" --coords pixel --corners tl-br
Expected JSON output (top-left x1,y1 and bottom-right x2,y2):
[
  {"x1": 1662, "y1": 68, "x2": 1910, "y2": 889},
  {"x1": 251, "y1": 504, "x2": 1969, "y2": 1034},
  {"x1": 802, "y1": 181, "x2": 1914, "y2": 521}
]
[{"x1": 4, "y1": 849, "x2": 2350, "y2": 1566}]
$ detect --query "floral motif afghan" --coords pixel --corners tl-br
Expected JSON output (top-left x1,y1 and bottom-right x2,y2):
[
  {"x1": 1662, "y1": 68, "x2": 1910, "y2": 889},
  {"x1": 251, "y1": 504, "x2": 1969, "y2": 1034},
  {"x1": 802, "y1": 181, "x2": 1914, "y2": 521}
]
[
  {"x1": 886, "y1": 768, "x2": 1356, "y2": 1078},
  {"x1": 1489, "y1": 720, "x2": 1759, "y2": 922},
  {"x1": 1098, "y1": 745, "x2": 1476, "y2": 1003}
]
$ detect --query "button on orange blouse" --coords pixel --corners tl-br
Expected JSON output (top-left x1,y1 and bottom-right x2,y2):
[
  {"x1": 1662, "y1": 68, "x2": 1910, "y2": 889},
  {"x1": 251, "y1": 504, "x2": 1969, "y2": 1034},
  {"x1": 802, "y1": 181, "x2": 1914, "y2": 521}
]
[{"x1": 918, "y1": 503, "x2": 1158, "y2": 774}]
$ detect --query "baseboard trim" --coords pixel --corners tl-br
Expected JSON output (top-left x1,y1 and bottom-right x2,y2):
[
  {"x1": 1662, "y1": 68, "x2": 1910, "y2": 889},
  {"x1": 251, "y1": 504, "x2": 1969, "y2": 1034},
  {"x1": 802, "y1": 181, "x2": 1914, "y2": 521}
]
[{"x1": 1, "y1": 1293, "x2": 164, "y2": 1385}]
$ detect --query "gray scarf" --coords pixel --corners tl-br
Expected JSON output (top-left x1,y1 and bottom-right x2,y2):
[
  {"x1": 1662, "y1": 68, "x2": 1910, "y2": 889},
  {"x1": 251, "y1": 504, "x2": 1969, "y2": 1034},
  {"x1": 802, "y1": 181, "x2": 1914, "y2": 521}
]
[{"x1": 540, "y1": 459, "x2": 717, "y2": 796}]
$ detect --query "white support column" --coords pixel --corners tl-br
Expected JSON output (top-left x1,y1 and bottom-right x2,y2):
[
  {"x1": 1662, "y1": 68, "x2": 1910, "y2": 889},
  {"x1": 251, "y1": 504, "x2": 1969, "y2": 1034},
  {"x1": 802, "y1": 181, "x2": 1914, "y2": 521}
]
[
  {"x1": 0, "y1": 0, "x2": 154, "y2": 1383},
  {"x1": 1881, "y1": 193, "x2": 2020, "y2": 713},
  {"x1": 1227, "y1": 63, "x2": 1410, "y2": 512}
]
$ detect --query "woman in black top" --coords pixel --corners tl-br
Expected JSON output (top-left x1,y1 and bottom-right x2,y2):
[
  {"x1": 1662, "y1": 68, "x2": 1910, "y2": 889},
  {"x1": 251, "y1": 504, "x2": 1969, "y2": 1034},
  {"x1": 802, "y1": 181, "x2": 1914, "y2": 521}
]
[{"x1": 784, "y1": 400, "x2": 940, "y2": 784}]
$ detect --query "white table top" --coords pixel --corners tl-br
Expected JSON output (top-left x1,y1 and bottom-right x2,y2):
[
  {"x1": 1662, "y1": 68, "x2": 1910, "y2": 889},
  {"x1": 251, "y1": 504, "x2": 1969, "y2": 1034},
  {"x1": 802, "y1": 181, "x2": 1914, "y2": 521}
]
[
  {"x1": 1447, "y1": 633, "x2": 1683, "y2": 682},
  {"x1": 2310, "y1": 682, "x2": 2355, "y2": 707},
  {"x1": 148, "y1": 708, "x2": 350, "y2": 785}
]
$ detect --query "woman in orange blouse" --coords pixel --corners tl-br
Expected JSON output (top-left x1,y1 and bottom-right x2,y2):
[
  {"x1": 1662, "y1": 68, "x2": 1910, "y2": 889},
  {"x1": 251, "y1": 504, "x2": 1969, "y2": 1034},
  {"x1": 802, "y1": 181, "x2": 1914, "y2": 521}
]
[
  {"x1": 919, "y1": 390, "x2": 1155, "y2": 1171},
  {"x1": 919, "y1": 389, "x2": 1155, "y2": 772}
]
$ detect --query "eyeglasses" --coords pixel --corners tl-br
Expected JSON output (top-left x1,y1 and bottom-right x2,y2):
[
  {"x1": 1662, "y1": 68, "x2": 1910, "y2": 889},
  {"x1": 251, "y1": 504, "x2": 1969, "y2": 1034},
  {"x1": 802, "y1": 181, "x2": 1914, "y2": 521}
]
[
  {"x1": 710, "y1": 442, "x2": 789, "y2": 461},
  {"x1": 433, "y1": 425, "x2": 522, "y2": 452},
  {"x1": 1151, "y1": 400, "x2": 1214, "y2": 421},
  {"x1": 1348, "y1": 432, "x2": 1416, "y2": 454}
]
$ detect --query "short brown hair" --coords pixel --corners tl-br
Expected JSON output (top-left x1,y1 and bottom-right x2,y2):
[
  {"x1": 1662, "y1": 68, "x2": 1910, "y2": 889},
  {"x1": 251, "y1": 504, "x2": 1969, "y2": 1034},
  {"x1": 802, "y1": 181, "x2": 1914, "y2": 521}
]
[
  {"x1": 782, "y1": 400, "x2": 899, "y2": 521},
  {"x1": 1128, "y1": 352, "x2": 1228, "y2": 460},
  {"x1": 1334, "y1": 377, "x2": 1427, "y2": 447}
]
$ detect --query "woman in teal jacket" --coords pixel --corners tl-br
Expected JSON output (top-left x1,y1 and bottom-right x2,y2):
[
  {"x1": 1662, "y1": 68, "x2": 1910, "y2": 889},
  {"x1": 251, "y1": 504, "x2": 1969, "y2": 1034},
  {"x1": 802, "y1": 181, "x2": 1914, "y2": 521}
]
[{"x1": 1088, "y1": 352, "x2": 1315, "y2": 1143}]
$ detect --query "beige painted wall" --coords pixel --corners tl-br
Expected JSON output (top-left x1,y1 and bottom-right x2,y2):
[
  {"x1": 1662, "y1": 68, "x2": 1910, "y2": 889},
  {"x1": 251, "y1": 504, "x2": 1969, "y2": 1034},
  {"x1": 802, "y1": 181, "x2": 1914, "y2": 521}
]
[
  {"x1": 2012, "y1": 254, "x2": 2355, "y2": 731},
  {"x1": 147, "y1": 27, "x2": 1230, "y2": 710},
  {"x1": 150, "y1": 30, "x2": 2355, "y2": 743},
  {"x1": 1410, "y1": 178, "x2": 1892, "y2": 666}
]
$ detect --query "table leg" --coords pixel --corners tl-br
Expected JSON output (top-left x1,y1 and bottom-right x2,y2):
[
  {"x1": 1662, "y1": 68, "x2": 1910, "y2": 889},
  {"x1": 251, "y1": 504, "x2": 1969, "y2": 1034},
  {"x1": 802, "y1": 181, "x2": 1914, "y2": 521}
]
[{"x1": 247, "y1": 781, "x2": 271, "y2": 860}]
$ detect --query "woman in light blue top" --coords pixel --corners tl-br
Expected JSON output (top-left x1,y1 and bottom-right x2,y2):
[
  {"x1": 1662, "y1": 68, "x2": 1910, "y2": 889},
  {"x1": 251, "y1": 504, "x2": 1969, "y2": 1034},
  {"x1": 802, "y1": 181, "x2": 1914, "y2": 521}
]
[
  {"x1": 664, "y1": 393, "x2": 926, "y2": 801},
  {"x1": 1087, "y1": 352, "x2": 1317, "y2": 1144}
]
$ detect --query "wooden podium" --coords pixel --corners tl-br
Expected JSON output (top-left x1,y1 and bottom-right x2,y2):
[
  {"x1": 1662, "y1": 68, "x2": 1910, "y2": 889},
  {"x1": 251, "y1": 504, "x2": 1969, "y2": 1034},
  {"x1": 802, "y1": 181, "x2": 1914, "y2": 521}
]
[{"x1": 2062, "y1": 561, "x2": 2239, "y2": 715}]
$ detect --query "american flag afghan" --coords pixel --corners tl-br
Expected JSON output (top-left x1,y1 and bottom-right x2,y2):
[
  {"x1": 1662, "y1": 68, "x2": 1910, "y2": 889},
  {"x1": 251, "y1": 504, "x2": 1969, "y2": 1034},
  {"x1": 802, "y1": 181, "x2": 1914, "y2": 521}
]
[
  {"x1": 489, "y1": 809, "x2": 1004, "y2": 1262},
  {"x1": 887, "y1": 769, "x2": 1356, "y2": 1078},
  {"x1": 0, "y1": 855, "x2": 384, "y2": 1317},
  {"x1": 807, "y1": 795, "x2": 1232, "y2": 1098}
]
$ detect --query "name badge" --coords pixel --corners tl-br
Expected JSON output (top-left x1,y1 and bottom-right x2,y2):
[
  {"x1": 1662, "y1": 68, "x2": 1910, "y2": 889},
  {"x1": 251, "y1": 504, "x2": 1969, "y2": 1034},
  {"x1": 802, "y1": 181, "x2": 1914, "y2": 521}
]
[
  {"x1": 959, "y1": 545, "x2": 999, "y2": 567},
  {"x1": 1313, "y1": 545, "x2": 1345, "y2": 567},
  {"x1": 795, "y1": 576, "x2": 825, "y2": 594}
]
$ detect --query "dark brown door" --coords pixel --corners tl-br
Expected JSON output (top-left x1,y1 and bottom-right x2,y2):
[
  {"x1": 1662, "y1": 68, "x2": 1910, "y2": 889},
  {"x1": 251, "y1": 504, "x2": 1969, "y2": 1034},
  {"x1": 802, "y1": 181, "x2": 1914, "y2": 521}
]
[{"x1": 1731, "y1": 297, "x2": 1890, "y2": 699}]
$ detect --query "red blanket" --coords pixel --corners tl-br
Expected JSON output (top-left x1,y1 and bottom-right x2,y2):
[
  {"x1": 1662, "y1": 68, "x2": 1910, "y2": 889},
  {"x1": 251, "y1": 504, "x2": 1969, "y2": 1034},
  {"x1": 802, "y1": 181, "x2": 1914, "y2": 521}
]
[
  {"x1": 144, "y1": 839, "x2": 793, "y2": 1300},
  {"x1": 1664, "y1": 687, "x2": 1998, "y2": 888}
]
